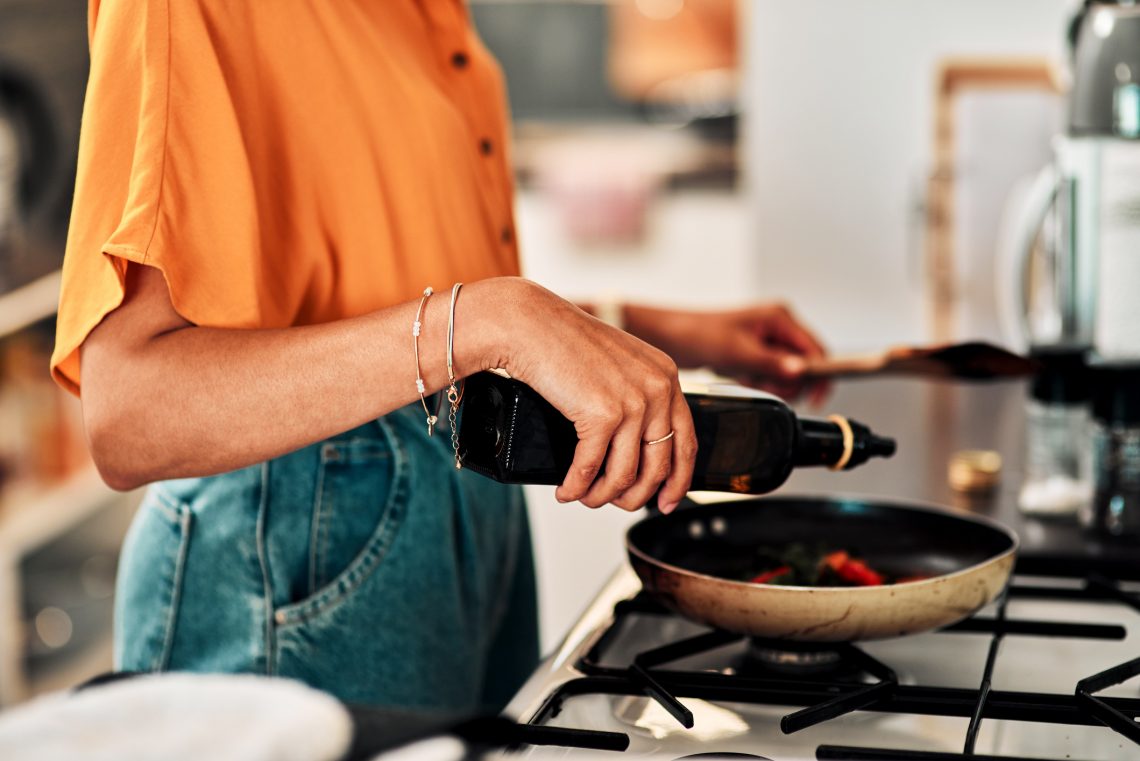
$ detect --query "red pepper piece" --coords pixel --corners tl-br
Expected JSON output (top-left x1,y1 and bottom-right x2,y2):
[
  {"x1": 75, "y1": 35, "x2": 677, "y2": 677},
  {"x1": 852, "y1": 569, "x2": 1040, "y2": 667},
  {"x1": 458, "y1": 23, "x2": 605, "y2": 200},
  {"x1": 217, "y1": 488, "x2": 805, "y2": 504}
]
[
  {"x1": 821, "y1": 550, "x2": 850, "y2": 572},
  {"x1": 750, "y1": 565, "x2": 792, "y2": 584},
  {"x1": 835, "y1": 557, "x2": 884, "y2": 586}
]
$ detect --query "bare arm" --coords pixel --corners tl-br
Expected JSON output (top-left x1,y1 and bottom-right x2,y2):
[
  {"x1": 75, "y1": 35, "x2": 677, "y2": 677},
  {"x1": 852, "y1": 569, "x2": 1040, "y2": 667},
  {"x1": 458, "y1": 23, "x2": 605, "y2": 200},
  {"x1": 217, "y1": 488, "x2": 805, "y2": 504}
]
[
  {"x1": 81, "y1": 266, "x2": 490, "y2": 488},
  {"x1": 81, "y1": 266, "x2": 697, "y2": 513}
]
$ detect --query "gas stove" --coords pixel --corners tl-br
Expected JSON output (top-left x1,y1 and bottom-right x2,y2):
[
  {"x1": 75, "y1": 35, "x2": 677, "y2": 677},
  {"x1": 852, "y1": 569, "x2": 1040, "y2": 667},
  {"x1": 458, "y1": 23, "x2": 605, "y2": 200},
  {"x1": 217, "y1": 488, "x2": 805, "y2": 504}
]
[
  {"x1": 502, "y1": 564, "x2": 1140, "y2": 760},
  {"x1": 499, "y1": 382, "x2": 1140, "y2": 760}
]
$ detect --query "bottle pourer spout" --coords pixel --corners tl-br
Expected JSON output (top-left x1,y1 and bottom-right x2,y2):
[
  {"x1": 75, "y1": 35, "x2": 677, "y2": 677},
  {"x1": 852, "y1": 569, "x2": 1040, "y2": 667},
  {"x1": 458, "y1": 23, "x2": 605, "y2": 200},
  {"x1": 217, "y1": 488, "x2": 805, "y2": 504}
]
[{"x1": 868, "y1": 435, "x2": 897, "y2": 459}]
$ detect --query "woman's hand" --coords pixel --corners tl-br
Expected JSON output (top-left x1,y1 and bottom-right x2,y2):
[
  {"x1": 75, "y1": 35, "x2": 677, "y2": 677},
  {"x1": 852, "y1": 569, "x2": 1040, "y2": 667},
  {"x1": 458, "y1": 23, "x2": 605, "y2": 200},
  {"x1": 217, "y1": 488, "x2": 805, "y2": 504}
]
[
  {"x1": 623, "y1": 302, "x2": 830, "y2": 404},
  {"x1": 470, "y1": 279, "x2": 697, "y2": 514}
]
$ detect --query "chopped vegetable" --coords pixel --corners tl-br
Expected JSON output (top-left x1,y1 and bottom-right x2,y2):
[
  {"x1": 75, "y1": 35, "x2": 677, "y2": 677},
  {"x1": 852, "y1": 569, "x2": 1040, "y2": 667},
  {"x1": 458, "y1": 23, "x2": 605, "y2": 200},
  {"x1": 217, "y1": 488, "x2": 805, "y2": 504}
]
[
  {"x1": 750, "y1": 565, "x2": 792, "y2": 584},
  {"x1": 821, "y1": 550, "x2": 850, "y2": 573},
  {"x1": 744, "y1": 543, "x2": 915, "y2": 587},
  {"x1": 831, "y1": 557, "x2": 884, "y2": 587}
]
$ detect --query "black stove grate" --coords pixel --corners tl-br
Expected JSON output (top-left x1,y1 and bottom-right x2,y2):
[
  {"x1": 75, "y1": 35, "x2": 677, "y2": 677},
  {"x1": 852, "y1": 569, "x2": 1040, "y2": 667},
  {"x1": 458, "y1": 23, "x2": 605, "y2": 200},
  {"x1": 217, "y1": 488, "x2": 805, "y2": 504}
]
[
  {"x1": 778, "y1": 644, "x2": 896, "y2": 735},
  {"x1": 815, "y1": 746, "x2": 1091, "y2": 760},
  {"x1": 628, "y1": 628, "x2": 741, "y2": 728},
  {"x1": 961, "y1": 587, "x2": 1009, "y2": 755},
  {"x1": 523, "y1": 577, "x2": 1140, "y2": 760},
  {"x1": 1076, "y1": 655, "x2": 1140, "y2": 746}
]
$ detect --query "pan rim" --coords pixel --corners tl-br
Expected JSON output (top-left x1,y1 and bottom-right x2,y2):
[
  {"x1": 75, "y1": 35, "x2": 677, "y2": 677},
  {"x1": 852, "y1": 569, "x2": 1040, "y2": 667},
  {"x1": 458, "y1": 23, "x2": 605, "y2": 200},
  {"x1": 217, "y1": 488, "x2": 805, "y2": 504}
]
[{"x1": 626, "y1": 492, "x2": 1020, "y2": 594}]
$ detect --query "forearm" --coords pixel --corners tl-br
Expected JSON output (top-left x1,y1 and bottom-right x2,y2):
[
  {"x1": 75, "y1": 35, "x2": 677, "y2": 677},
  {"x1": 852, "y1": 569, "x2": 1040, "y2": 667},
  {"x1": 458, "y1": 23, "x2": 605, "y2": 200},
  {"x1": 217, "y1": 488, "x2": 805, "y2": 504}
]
[{"x1": 82, "y1": 280, "x2": 506, "y2": 489}]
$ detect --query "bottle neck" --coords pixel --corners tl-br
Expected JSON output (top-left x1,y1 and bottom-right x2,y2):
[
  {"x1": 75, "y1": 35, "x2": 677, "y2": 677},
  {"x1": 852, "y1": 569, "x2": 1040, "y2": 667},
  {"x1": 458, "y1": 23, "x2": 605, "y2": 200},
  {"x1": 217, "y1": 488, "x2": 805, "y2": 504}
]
[{"x1": 793, "y1": 416, "x2": 897, "y2": 470}]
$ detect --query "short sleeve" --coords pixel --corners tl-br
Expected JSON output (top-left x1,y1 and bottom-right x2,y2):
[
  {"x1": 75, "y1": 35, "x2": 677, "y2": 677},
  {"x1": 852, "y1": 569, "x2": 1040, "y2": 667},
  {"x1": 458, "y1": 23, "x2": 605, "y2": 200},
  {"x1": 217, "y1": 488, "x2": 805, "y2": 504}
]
[
  {"x1": 52, "y1": 0, "x2": 274, "y2": 395},
  {"x1": 53, "y1": 0, "x2": 524, "y2": 396}
]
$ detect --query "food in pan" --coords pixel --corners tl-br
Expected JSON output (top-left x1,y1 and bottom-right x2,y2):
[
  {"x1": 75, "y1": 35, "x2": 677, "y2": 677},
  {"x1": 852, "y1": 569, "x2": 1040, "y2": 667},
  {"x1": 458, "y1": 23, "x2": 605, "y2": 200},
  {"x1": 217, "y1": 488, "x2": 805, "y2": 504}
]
[{"x1": 744, "y1": 543, "x2": 931, "y2": 587}]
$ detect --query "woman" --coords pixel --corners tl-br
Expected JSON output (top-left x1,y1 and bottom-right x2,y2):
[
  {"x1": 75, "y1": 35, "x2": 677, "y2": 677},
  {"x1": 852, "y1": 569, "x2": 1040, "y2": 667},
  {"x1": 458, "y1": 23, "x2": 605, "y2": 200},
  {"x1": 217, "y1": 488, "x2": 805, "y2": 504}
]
[{"x1": 52, "y1": 0, "x2": 825, "y2": 713}]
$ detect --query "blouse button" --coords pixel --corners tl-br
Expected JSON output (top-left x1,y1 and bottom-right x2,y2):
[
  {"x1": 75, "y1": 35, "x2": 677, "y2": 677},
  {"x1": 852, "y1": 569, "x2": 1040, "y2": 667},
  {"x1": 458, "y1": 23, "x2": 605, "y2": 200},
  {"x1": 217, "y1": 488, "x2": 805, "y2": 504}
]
[
  {"x1": 450, "y1": 51, "x2": 469, "y2": 69},
  {"x1": 479, "y1": 138, "x2": 493, "y2": 156},
  {"x1": 501, "y1": 226, "x2": 513, "y2": 245}
]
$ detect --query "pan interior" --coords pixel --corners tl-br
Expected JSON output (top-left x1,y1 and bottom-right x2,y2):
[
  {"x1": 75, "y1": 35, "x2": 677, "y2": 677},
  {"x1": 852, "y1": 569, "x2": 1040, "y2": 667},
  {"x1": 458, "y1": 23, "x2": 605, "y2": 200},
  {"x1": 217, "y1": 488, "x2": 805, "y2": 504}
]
[{"x1": 628, "y1": 497, "x2": 1016, "y2": 584}]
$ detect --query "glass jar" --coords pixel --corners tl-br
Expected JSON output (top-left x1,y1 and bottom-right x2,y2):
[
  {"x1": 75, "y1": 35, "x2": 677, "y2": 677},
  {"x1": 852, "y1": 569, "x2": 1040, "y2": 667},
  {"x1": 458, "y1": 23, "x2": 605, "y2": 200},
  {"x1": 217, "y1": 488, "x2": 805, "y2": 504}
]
[
  {"x1": 1081, "y1": 362, "x2": 1140, "y2": 541},
  {"x1": 1018, "y1": 346, "x2": 1092, "y2": 516}
]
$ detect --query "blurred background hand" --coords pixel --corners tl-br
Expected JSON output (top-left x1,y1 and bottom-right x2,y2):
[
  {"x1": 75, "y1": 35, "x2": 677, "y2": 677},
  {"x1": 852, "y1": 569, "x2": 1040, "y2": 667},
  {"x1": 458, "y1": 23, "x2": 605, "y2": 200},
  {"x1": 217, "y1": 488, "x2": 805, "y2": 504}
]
[{"x1": 623, "y1": 302, "x2": 831, "y2": 405}]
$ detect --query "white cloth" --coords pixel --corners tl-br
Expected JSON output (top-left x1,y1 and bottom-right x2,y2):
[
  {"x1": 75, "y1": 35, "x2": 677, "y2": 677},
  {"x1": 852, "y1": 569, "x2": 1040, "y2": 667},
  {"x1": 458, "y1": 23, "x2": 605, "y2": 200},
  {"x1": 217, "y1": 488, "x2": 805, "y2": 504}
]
[{"x1": 0, "y1": 673, "x2": 353, "y2": 761}]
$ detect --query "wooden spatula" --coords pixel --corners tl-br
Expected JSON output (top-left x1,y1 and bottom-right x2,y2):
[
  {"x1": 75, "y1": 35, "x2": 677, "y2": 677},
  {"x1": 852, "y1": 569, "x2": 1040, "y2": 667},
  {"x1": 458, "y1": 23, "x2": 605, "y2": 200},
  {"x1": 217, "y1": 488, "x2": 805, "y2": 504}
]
[{"x1": 804, "y1": 341, "x2": 1039, "y2": 381}]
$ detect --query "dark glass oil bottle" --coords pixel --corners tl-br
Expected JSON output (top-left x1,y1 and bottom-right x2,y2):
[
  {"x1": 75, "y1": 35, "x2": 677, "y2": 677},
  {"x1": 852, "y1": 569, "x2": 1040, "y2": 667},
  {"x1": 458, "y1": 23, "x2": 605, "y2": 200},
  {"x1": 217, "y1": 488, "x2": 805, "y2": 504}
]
[{"x1": 457, "y1": 372, "x2": 896, "y2": 494}]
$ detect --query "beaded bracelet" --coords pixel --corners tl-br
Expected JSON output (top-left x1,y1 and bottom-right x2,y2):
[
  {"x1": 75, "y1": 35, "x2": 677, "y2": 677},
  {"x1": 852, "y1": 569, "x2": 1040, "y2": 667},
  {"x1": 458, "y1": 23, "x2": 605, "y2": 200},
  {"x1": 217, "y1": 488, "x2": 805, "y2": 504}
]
[{"x1": 412, "y1": 286, "x2": 440, "y2": 436}]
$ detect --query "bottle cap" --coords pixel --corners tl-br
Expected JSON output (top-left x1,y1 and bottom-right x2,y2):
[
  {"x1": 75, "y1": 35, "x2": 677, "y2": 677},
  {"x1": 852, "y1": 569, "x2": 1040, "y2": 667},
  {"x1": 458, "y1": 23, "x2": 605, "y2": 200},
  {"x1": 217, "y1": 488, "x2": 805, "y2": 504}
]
[
  {"x1": 948, "y1": 450, "x2": 1002, "y2": 493},
  {"x1": 1028, "y1": 344, "x2": 1091, "y2": 405},
  {"x1": 1090, "y1": 360, "x2": 1140, "y2": 425}
]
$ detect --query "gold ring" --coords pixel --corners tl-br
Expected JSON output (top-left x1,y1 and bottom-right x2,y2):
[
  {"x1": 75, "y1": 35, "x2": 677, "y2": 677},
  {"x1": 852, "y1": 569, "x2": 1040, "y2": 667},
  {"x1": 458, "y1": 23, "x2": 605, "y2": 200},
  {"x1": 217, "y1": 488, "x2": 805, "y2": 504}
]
[{"x1": 643, "y1": 430, "x2": 675, "y2": 446}]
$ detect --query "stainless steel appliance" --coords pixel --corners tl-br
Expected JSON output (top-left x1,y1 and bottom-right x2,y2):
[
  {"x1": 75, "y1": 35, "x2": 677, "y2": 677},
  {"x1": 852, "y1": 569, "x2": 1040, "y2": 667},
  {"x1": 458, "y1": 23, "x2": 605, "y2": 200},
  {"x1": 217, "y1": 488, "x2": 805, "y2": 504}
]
[{"x1": 1004, "y1": 2, "x2": 1140, "y2": 357}]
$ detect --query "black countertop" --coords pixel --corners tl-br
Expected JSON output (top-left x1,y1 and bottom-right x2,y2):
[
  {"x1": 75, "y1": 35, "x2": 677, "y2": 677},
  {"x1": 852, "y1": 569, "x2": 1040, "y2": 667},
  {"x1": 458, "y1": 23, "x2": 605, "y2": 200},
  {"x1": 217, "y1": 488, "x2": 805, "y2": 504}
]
[{"x1": 778, "y1": 378, "x2": 1140, "y2": 580}]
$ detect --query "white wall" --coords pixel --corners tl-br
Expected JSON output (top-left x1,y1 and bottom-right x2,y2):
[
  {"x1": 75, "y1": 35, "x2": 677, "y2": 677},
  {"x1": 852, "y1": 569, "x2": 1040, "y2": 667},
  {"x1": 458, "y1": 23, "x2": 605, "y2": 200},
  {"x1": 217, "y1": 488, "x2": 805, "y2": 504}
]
[
  {"x1": 517, "y1": 188, "x2": 755, "y2": 307},
  {"x1": 743, "y1": 0, "x2": 1075, "y2": 350}
]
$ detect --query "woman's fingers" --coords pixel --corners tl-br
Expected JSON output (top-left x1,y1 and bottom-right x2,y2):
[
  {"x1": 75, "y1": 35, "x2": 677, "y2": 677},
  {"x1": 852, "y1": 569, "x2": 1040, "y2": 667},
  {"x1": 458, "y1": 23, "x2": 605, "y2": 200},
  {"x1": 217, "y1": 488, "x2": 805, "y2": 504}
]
[
  {"x1": 556, "y1": 363, "x2": 688, "y2": 512},
  {"x1": 578, "y1": 418, "x2": 643, "y2": 508},
  {"x1": 655, "y1": 389, "x2": 697, "y2": 513},
  {"x1": 611, "y1": 419, "x2": 674, "y2": 511},
  {"x1": 555, "y1": 423, "x2": 614, "y2": 503},
  {"x1": 607, "y1": 365, "x2": 682, "y2": 511}
]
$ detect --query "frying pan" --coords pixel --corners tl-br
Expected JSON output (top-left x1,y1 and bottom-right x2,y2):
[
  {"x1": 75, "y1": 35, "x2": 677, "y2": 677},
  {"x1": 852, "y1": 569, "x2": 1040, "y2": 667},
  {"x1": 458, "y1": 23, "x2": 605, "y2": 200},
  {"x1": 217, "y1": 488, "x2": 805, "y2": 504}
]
[{"x1": 626, "y1": 496, "x2": 1018, "y2": 642}]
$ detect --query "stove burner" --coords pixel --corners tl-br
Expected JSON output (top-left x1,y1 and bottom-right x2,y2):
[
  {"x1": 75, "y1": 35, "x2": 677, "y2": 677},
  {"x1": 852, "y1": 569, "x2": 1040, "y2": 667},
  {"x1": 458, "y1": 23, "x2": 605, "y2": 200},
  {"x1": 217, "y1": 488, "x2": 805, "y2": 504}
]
[
  {"x1": 675, "y1": 754, "x2": 774, "y2": 761},
  {"x1": 742, "y1": 637, "x2": 848, "y2": 677}
]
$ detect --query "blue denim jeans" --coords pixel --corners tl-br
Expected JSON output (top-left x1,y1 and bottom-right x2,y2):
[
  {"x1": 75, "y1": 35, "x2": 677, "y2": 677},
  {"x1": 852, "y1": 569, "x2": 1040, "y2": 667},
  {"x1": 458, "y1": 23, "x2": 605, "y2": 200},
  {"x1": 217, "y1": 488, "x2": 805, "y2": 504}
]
[{"x1": 113, "y1": 403, "x2": 538, "y2": 713}]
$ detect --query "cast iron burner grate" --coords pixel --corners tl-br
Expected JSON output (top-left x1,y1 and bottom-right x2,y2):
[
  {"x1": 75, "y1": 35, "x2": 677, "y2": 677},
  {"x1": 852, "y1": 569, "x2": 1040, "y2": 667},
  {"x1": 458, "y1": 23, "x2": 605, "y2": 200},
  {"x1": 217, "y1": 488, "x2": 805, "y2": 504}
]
[{"x1": 524, "y1": 575, "x2": 1140, "y2": 760}]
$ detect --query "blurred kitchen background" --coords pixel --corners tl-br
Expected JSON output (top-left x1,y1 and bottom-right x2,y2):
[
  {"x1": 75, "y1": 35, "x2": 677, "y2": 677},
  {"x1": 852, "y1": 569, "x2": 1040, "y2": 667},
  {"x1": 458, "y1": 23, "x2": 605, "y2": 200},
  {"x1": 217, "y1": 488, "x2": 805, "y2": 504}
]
[{"x1": 0, "y1": 0, "x2": 1084, "y2": 707}]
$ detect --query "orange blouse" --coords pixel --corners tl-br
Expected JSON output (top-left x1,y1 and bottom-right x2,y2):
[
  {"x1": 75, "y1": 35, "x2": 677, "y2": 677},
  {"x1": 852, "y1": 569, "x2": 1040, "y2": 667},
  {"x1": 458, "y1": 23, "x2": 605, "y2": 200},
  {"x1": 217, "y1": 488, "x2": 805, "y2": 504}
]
[{"x1": 52, "y1": 0, "x2": 519, "y2": 394}]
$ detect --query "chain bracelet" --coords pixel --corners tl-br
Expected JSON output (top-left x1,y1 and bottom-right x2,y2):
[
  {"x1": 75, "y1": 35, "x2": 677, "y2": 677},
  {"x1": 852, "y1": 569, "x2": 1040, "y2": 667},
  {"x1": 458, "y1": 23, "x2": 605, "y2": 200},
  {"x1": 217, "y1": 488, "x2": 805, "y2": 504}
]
[
  {"x1": 447, "y1": 283, "x2": 464, "y2": 470},
  {"x1": 448, "y1": 387, "x2": 461, "y2": 470}
]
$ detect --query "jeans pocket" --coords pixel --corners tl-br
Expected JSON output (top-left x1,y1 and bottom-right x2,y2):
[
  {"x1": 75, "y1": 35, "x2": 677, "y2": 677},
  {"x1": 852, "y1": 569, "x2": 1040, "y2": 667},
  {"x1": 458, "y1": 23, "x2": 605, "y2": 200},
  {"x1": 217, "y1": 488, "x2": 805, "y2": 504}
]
[
  {"x1": 114, "y1": 486, "x2": 193, "y2": 672},
  {"x1": 274, "y1": 420, "x2": 410, "y2": 626}
]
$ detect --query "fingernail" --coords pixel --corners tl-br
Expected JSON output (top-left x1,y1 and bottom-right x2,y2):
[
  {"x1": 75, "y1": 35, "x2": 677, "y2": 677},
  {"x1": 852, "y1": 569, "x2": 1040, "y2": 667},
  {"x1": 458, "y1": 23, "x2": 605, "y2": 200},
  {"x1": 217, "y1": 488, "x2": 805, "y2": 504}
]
[{"x1": 659, "y1": 500, "x2": 679, "y2": 514}]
